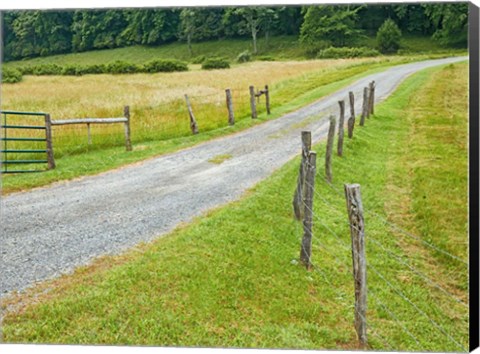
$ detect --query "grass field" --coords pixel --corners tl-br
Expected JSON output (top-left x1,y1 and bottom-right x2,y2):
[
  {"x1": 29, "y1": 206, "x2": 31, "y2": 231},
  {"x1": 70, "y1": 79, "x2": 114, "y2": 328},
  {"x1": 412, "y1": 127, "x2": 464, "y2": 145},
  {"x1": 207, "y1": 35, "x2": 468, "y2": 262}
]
[
  {"x1": 0, "y1": 55, "x2": 424, "y2": 194},
  {"x1": 1, "y1": 62, "x2": 468, "y2": 351},
  {"x1": 2, "y1": 35, "x2": 464, "y2": 69}
]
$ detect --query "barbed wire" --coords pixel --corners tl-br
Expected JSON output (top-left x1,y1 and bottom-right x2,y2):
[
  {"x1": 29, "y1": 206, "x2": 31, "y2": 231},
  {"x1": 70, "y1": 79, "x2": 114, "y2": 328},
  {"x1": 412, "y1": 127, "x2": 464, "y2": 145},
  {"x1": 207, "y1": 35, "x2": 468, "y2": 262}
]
[
  {"x1": 299, "y1": 193, "x2": 467, "y2": 352},
  {"x1": 302, "y1": 178, "x2": 468, "y2": 307}
]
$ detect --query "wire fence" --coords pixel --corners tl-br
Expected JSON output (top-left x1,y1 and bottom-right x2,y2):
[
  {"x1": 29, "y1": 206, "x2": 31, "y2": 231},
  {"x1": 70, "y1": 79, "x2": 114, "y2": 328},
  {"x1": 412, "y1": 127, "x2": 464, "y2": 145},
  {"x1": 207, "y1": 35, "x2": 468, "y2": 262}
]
[
  {"x1": 291, "y1": 87, "x2": 468, "y2": 351},
  {"x1": 11, "y1": 85, "x2": 272, "y2": 162}
]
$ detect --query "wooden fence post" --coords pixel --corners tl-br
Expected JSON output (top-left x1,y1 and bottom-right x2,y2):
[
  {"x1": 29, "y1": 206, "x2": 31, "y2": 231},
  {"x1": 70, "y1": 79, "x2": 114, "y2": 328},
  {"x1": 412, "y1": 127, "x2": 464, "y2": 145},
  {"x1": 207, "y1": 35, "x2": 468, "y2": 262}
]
[
  {"x1": 344, "y1": 183, "x2": 367, "y2": 348},
  {"x1": 325, "y1": 115, "x2": 336, "y2": 183},
  {"x1": 300, "y1": 151, "x2": 316, "y2": 270},
  {"x1": 124, "y1": 105, "x2": 132, "y2": 151},
  {"x1": 249, "y1": 85, "x2": 257, "y2": 119},
  {"x1": 226, "y1": 89, "x2": 235, "y2": 126},
  {"x1": 44, "y1": 113, "x2": 56, "y2": 170},
  {"x1": 368, "y1": 81, "x2": 375, "y2": 116},
  {"x1": 185, "y1": 94, "x2": 199, "y2": 135},
  {"x1": 293, "y1": 131, "x2": 311, "y2": 220},
  {"x1": 337, "y1": 100, "x2": 345, "y2": 157},
  {"x1": 87, "y1": 123, "x2": 92, "y2": 145},
  {"x1": 265, "y1": 85, "x2": 271, "y2": 115},
  {"x1": 348, "y1": 91, "x2": 355, "y2": 138},
  {"x1": 360, "y1": 87, "x2": 368, "y2": 126}
]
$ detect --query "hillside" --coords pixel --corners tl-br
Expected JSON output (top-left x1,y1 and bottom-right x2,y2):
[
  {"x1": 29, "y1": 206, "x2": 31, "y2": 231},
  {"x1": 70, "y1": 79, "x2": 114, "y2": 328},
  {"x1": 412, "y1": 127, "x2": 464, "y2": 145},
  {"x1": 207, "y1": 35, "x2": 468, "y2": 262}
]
[{"x1": 2, "y1": 34, "x2": 462, "y2": 70}]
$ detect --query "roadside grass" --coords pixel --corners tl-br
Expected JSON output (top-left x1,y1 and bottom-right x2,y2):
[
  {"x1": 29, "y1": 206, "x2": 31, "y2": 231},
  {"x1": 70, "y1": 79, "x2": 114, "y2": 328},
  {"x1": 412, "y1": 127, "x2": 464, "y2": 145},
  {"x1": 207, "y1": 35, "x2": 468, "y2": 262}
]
[
  {"x1": 1, "y1": 62, "x2": 468, "y2": 351},
  {"x1": 0, "y1": 54, "x2": 467, "y2": 195}
]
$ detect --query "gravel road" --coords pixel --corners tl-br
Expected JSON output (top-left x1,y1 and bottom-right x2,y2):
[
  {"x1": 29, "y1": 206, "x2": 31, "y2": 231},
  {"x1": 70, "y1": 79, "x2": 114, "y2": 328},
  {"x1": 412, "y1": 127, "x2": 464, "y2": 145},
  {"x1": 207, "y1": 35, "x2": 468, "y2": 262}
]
[{"x1": 0, "y1": 56, "x2": 467, "y2": 297}]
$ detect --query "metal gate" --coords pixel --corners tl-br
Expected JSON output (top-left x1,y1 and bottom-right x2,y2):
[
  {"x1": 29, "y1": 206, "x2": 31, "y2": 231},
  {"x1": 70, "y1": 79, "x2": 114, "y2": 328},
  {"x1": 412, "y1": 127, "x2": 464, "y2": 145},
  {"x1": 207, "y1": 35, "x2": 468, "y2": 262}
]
[{"x1": 1, "y1": 110, "x2": 55, "y2": 174}]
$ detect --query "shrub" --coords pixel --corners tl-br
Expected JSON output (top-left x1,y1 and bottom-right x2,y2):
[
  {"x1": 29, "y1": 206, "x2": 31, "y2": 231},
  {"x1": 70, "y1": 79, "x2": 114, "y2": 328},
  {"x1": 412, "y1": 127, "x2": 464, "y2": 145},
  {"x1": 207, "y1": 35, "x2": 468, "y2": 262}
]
[
  {"x1": 236, "y1": 50, "x2": 251, "y2": 63},
  {"x1": 32, "y1": 64, "x2": 63, "y2": 75},
  {"x1": 62, "y1": 65, "x2": 82, "y2": 76},
  {"x1": 18, "y1": 66, "x2": 35, "y2": 75},
  {"x1": 73, "y1": 64, "x2": 106, "y2": 75},
  {"x1": 105, "y1": 60, "x2": 141, "y2": 74},
  {"x1": 2, "y1": 67, "x2": 23, "y2": 83},
  {"x1": 143, "y1": 59, "x2": 188, "y2": 73},
  {"x1": 257, "y1": 55, "x2": 276, "y2": 61},
  {"x1": 201, "y1": 57, "x2": 230, "y2": 70},
  {"x1": 317, "y1": 46, "x2": 380, "y2": 59},
  {"x1": 376, "y1": 19, "x2": 402, "y2": 54},
  {"x1": 303, "y1": 40, "x2": 331, "y2": 58},
  {"x1": 191, "y1": 55, "x2": 206, "y2": 64}
]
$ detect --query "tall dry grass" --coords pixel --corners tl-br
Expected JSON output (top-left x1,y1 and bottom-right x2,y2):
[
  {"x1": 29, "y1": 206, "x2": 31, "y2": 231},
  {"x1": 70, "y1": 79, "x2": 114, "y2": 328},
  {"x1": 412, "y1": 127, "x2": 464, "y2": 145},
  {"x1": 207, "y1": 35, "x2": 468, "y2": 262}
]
[{"x1": 1, "y1": 58, "x2": 386, "y2": 158}]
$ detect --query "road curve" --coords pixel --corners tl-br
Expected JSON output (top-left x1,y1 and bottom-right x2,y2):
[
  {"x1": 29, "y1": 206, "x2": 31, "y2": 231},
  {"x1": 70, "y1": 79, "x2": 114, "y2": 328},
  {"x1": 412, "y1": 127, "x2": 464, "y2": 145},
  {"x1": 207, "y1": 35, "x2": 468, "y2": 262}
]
[{"x1": 0, "y1": 56, "x2": 467, "y2": 297}]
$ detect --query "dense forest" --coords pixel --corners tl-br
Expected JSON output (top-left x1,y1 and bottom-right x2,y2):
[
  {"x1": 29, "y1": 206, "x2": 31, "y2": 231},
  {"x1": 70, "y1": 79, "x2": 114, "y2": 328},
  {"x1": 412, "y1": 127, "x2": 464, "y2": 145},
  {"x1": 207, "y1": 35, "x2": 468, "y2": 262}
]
[{"x1": 1, "y1": 3, "x2": 469, "y2": 62}]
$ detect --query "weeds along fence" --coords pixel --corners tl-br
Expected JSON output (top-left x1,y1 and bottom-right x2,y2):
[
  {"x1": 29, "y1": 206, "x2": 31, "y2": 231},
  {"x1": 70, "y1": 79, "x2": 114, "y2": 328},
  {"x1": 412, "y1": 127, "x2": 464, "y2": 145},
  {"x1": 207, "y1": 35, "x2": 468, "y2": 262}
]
[
  {"x1": 291, "y1": 82, "x2": 468, "y2": 351},
  {"x1": 20, "y1": 84, "x2": 271, "y2": 163}
]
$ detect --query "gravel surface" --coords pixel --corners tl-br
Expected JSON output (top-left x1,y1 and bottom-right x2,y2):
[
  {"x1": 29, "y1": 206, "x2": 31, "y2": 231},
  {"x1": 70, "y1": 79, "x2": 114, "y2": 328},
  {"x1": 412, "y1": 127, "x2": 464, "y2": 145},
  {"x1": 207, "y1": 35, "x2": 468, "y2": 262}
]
[{"x1": 0, "y1": 56, "x2": 467, "y2": 298}]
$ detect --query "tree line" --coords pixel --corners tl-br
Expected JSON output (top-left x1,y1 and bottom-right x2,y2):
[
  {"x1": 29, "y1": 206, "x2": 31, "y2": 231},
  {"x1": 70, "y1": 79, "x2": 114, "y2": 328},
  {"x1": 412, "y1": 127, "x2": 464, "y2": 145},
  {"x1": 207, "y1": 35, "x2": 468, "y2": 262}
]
[{"x1": 2, "y1": 3, "x2": 468, "y2": 62}]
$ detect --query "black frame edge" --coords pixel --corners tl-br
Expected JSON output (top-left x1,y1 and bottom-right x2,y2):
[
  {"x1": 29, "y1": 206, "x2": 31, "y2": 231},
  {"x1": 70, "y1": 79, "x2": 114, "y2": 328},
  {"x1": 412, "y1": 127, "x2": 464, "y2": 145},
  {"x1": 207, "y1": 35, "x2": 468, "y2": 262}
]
[{"x1": 469, "y1": 1, "x2": 480, "y2": 352}]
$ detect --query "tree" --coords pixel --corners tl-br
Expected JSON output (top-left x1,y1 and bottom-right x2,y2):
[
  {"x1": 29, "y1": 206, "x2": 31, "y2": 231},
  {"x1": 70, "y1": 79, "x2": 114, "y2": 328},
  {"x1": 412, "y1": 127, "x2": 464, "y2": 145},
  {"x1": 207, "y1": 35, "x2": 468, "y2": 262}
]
[
  {"x1": 179, "y1": 9, "x2": 198, "y2": 57},
  {"x1": 423, "y1": 3, "x2": 468, "y2": 46},
  {"x1": 300, "y1": 5, "x2": 364, "y2": 49},
  {"x1": 376, "y1": 18, "x2": 402, "y2": 54},
  {"x1": 226, "y1": 7, "x2": 270, "y2": 54}
]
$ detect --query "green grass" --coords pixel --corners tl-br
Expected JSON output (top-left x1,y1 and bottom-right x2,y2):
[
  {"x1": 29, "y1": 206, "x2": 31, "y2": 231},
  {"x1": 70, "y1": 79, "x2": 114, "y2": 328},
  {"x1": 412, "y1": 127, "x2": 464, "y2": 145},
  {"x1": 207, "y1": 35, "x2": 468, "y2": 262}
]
[
  {"x1": 3, "y1": 36, "x2": 303, "y2": 69},
  {"x1": 1, "y1": 62, "x2": 468, "y2": 351},
  {"x1": 0, "y1": 57, "x2": 416, "y2": 194},
  {"x1": 3, "y1": 35, "x2": 465, "y2": 70}
]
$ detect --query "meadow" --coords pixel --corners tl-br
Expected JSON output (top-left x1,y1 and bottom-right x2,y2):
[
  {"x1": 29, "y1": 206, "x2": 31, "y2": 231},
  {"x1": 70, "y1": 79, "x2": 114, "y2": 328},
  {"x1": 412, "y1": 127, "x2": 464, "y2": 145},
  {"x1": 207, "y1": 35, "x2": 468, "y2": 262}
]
[
  {"x1": 1, "y1": 62, "x2": 468, "y2": 351},
  {"x1": 0, "y1": 48, "x2": 467, "y2": 194}
]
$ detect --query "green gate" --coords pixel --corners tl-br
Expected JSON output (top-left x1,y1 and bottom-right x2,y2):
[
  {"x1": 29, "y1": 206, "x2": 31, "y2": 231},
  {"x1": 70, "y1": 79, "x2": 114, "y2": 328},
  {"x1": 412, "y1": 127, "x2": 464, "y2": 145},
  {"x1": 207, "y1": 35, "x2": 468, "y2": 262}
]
[{"x1": 1, "y1": 110, "x2": 55, "y2": 174}]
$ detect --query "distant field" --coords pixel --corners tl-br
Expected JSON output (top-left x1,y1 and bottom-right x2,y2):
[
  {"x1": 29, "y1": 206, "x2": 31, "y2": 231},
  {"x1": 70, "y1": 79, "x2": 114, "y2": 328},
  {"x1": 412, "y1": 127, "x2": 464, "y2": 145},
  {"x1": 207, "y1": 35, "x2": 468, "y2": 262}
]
[{"x1": 0, "y1": 57, "x2": 396, "y2": 159}]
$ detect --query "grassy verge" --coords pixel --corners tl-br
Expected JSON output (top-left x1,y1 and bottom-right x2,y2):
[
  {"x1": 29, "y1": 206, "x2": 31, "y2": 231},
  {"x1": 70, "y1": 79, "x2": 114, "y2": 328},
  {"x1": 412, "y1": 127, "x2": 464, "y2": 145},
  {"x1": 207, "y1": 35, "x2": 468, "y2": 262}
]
[
  {"x1": 1, "y1": 62, "x2": 468, "y2": 351},
  {"x1": 0, "y1": 55, "x2": 466, "y2": 195}
]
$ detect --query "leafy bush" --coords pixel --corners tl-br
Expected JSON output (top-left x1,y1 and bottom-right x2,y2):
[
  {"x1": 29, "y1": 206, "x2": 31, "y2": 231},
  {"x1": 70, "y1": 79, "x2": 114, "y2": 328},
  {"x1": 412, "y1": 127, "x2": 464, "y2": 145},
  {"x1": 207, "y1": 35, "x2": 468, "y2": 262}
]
[
  {"x1": 142, "y1": 59, "x2": 188, "y2": 73},
  {"x1": 317, "y1": 46, "x2": 381, "y2": 59},
  {"x1": 191, "y1": 55, "x2": 206, "y2": 64},
  {"x1": 377, "y1": 19, "x2": 402, "y2": 54},
  {"x1": 77, "y1": 64, "x2": 107, "y2": 75},
  {"x1": 62, "y1": 65, "x2": 82, "y2": 76},
  {"x1": 201, "y1": 57, "x2": 230, "y2": 70},
  {"x1": 105, "y1": 60, "x2": 141, "y2": 74},
  {"x1": 236, "y1": 50, "x2": 251, "y2": 63},
  {"x1": 303, "y1": 40, "x2": 332, "y2": 58},
  {"x1": 2, "y1": 67, "x2": 23, "y2": 83},
  {"x1": 257, "y1": 55, "x2": 276, "y2": 61},
  {"x1": 18, "y1": 66, "x2": 35, "y2": 75},
  {"x1": 32, "y1": 64, "x2": 63, "y2": 75}
]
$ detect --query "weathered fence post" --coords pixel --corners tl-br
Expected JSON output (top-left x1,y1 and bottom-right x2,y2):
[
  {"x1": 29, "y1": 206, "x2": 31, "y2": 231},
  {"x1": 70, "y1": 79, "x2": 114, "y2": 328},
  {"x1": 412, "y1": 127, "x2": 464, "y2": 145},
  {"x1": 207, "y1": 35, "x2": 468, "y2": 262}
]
[
  {"x1": 300, "y1": 151, "x2": 317, "y2": 270},
  {"x1": 44, "y1": 113, "x2": 56, "y2": 170},
  {"x1": 368, "y1": 81, "x2": 375, "y2": 116},
  {"x1": 249, "y1": 85, "x2": 257, "y2": 119},
  {"x1": 326, "y1": 116, "x2": 336, "y2": 183},
  {"x1": 337, "y1": 100, "x2": 345, "y2": 157},
  {"x1": 360, "y1": 87, "x2": 368, "y2": 126},
  {"x1": 87, "y1": 123, "x2": 92, "y2": 145},
  {"x1": 226, "y1": 89, "x2": 235, "y2": 126},
  {"x1": 348, "y1": 91, "x2": 355, "y2": 138},
  {"x1": 293, "y1": 131, "x2": 311, "y2": 220},
  {"x1": 344, "y1": 183, "x2": 367, "y2": 348},
  {"x1": 185, "y1": 94, "x2": 199, "y2": 135},
  {"x1": 265, "y1": 85, "x2": 271, "y2": 115},
  {"x1": 124, "y1": 105, "x2": 132, "y2": 151}
]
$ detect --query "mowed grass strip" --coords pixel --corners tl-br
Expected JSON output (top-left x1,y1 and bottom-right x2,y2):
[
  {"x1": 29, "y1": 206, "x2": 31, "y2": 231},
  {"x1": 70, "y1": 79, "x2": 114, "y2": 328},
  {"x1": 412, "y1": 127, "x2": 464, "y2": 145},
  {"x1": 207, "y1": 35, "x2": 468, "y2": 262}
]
[{"x1": 1, "y1": 62, "x2": 468, "y2": 350}]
